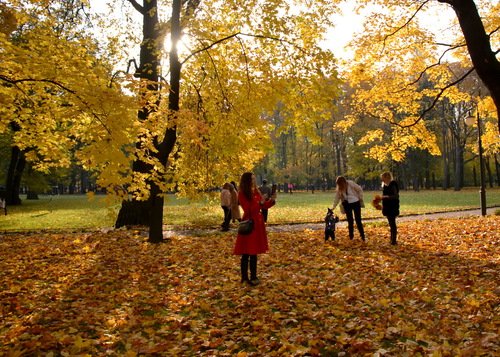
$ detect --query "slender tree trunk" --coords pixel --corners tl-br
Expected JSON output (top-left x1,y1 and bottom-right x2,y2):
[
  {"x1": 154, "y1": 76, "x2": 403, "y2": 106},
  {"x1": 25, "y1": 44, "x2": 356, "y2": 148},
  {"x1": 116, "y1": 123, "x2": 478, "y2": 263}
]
[
  {"x1": 69, "y1": 165, "x2": 77, "y2": 194},
  {"x1": 425, "y1": 162, "x2": 431, "y2": 189},
  {"x1": 495, "y1": 154, "x2": 500, "y2": 186},
  {"x1": 454, "y1": 145, "x2": 464, "y2": 191},
  {"x1": 5, "y1": 145, "x2": 25, "y2": 205},
  {"x1": 334, "y1": 137, "x2": 342, "y2": 177},
  {"x1": 485, "y1": 156, "x2": 493, "y2": 188},
  {"x1": 442, "y1": 120, "x2": 450, "y2": 189}
]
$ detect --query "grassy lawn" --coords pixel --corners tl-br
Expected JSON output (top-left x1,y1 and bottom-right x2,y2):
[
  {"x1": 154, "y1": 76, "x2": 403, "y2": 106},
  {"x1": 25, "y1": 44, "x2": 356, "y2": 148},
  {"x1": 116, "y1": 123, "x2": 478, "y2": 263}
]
[{"x1": 0, "y1": 188, "x2": 499, "y2": 231}]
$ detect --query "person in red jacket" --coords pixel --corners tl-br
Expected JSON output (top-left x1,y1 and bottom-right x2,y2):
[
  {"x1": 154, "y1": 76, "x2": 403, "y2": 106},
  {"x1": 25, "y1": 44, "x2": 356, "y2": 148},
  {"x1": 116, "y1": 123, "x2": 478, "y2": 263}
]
[{"x1": 233, "y1": 172, "x2": 276, "y2": 286}]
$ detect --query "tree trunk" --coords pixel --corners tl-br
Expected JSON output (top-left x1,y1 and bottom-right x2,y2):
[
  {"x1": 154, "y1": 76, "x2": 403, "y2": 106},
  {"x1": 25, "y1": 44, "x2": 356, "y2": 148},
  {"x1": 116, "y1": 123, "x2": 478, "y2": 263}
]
[
  {"x1": 147, "y1": 0, "x2": 182, "y2": 243},
  {"x1": 115, "y1": 200, "x2": 152, "y2": 228},
  {"x1": 453, "y1": 145, "x2": 464, "y2": 191},
  {"x1": 485, "y1": 156, "x2": 493, "y2": 188},
  {"x1": 495, "y1": 154, "x2": 500, "y2": 187},
  {"x1": 69, "y1": 165, "x2": 77, "y2": 194},
  {"x1": 441, "y1": 120, "x2": 450, "y2": 189},
  {"x1": 442, "y1": 0, "x2": 500, "y2": 131},
  {"x1": 334, "y1": 136, "x2": 342, "y2": 178},
  {"x1": 5, "y1": 145, "x2": 25, "y2": 205},
  {"x1": 116, "y1": 0, "x2": 162, "y2": 231},
  {"x1": 115, "y1": 0, "x2": 182, "y2": 243}
]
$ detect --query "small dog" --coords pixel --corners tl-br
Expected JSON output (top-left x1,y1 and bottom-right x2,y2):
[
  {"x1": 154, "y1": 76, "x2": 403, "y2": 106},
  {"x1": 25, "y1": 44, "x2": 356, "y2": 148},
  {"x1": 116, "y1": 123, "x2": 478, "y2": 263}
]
[{"x1": 324, "y1": 208, "x2": 339, "y2": 241}]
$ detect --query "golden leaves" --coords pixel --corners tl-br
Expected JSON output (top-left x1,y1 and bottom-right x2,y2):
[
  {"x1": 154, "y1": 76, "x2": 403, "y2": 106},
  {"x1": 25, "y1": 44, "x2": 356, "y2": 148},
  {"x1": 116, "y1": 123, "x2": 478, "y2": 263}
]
[{"x1": 0, "y1": 216, "x2": 499, "y2": 355}]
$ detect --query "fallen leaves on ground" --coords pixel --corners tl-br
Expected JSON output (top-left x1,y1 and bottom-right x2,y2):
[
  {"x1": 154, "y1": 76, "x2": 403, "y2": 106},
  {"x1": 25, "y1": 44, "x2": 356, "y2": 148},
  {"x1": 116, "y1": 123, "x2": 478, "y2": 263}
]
[{"x1": 0, "y1": 216, "x2": 499, "y2": 356}]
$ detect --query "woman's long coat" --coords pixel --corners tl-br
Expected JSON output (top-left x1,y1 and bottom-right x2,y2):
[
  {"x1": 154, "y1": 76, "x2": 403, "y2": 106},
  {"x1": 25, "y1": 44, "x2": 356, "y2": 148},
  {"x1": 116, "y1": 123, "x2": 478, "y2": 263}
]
[{"x1": 233, "y1": 189, "x2": 274, "y2": 255}]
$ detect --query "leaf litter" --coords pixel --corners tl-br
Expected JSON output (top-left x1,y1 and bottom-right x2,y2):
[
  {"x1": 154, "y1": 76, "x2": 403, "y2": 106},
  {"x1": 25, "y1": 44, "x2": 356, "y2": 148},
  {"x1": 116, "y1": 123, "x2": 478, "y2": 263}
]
[{"x1": 0, "y1": 216, "x2": 498, "y2": 356}]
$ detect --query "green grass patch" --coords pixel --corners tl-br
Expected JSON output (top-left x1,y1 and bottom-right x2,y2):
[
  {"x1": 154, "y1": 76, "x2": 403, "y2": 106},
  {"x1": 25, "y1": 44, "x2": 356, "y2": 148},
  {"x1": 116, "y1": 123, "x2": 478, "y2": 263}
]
[
  {"x1": 0, "y1": 188, "x2": 499, "y2": 231},
  {"x1": 0, "y1": 194, "x2": 119, "y2": 231}
]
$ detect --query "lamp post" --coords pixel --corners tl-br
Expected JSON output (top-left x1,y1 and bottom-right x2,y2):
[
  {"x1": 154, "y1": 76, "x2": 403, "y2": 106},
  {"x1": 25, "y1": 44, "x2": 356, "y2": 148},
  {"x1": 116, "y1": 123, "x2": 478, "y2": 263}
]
[{"x1": 465, "y1": 111, "x2": 487, "y2": 216}]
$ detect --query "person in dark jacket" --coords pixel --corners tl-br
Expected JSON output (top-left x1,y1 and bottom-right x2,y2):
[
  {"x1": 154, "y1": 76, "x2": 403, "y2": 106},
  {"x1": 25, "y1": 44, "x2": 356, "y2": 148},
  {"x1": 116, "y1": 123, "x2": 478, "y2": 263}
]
[
  {"x1": 381, "y1": 171, "x2": 400, "y2": 245},
  {"x1": 259, "y1": 179, "x2": 272, "y2": 222}
]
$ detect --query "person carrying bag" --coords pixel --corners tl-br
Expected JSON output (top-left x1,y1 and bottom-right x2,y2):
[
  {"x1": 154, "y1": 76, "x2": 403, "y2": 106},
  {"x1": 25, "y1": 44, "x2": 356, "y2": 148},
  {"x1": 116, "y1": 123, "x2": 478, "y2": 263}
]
[{"x1": 233, "y1": 172, "x2": 276, "y2": 286}]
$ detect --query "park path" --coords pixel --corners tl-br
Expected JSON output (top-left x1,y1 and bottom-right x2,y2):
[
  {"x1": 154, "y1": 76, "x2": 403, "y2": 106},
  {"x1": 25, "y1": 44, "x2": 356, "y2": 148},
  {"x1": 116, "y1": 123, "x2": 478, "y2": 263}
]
[
  {"x1": 266, "y1": 206, "x2": 499, "y2": 233},
  {"x1": 163, "y1": 207, "x2": 498, "y2": 237}
]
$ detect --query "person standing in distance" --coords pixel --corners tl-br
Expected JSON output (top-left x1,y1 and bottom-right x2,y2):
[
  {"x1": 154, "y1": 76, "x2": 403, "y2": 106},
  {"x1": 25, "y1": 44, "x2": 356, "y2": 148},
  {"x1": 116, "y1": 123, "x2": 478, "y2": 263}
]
[
  {"x1": 332, "y1": 176, "x2": 366, "y2": 241},
  {"x1": 234, "y1": 172, "x2": 276, "y2": 286},
  {"x1": 258, "y1": 179, "x2": 272, "y2": 223},
  {"x1": 220, "y1": 183, "x2": 232, "y2": 231},
  {"x1": 380, "y1": 171, "x2": 400, "y2": 245},
  {"x1": 229, "y1": 182, "x2": 241, "y2": 223}
]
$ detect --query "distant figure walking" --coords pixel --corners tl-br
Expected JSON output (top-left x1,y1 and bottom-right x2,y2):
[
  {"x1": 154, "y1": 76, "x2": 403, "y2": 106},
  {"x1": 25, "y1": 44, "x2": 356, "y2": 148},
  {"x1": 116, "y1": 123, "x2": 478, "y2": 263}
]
[
  {"x1": 380, "y1": 171, "x2": 400, "y2": 245},
  {"x1": 0, "y1": 198, "x2": 6, "y2": 215},
  {"x1": 220, "y1": 183, "x2": 232, "y2": 231},
  {"x1": 0, "y1": 190, "x2": 6, "y2": 215},
  {"x1": 332, "y1": 176, "x2": 365, "y2": 241}
]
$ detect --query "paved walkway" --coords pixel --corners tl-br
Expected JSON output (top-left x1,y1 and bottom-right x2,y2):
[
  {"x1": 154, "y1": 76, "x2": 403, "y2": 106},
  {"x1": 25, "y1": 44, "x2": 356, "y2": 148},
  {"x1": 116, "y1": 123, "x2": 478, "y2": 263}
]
[
  {"x1": 163, "y1": 207, "x2": 498, "y2": 237},
  {"x1": 266, "y1": 207, "x2": 498, "y2": 233}
]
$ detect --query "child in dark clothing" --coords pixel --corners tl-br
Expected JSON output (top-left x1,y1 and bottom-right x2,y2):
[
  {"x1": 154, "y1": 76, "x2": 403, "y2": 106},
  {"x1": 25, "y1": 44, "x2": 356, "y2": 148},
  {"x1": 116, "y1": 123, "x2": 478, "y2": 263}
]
[{"x1": 380, "y1": 172, "x2": 400, "y2": 245}]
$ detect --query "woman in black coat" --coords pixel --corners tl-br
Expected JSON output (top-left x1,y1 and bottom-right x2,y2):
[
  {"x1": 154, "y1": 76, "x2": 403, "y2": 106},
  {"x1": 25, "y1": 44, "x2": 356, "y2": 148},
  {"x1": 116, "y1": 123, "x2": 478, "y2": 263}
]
[{"x1": 381, "y1": 172, "x2": 400, "y2": 245}]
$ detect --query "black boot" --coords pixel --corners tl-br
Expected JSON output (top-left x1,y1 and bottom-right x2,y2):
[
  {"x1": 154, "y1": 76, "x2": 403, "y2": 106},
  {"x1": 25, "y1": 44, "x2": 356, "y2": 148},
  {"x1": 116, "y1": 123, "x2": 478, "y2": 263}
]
[
  {"x1": 240, "y1": 255, "x2": 249, "y2": 283},
  {"x1": 391, "y1": 232, "x2": 397, "y2": 245},
  {"x1": 248, "y1": 255, "x2": 259, "y2": 285}
]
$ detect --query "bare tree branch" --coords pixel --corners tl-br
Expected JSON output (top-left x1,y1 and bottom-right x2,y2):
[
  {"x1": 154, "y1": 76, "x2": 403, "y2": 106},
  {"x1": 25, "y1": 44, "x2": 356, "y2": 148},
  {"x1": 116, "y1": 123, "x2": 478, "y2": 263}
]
[
  {"x1": 126, "y1": 0, "x2": 144, "y2": 14},
  {"x1": 110, "y1": 59, "x2": 140, "y2": 87},
  {"x1": 387, "y1": 67, "x2": 476, "y2": 128},
  {"x1": 415, "y1": 67, "x2": 475, "y2": 125},
  {"x1": 361, "y1": 66, "x2": 476, "y2": 129},
  {"x1": 382, "y1": 0, "x2": 431, "y2": 52},
  {"x1": 235, "y1": 36, "x2": 252, "y2": 98},
  {"x1": 397, "y1": 42, "x2": 466, "y2": 90},
  {"x1": 201, "y1": 42, "x2": 232, "y2": 112},
  {"x1": 0, "y1": 75, "x2": 77, "y2": 94},
  {"x1": 183, "y1": 0, "x2": 200, "y2": 17},
  {"x1": 181, "y1": 32, "x2": 306, "y2": 65},
  {"x1": 488, "y1": 26, "x2": 499, "y2": 37},
  {"x1": 0, "y1": 75, "x2": 112, "y2": 134}
]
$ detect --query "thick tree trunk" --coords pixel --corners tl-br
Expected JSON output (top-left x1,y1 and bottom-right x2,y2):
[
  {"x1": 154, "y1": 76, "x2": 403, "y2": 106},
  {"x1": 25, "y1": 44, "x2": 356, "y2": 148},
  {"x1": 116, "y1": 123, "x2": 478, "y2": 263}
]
[
  {"x1": 5, "y1": 145, "x2": 25, "y2": 205},
  {"x1": 116, "y1": 0, "x2": 162, "y2": 231},
  {"x1": 441, "y1": 0, "x2": 500, "y2": 131},
  {"x1": 115, "y1": 200, "x2": 152, "y2": 228},
  {"x1": 115, "y1": 0, "x2": 182, "y2": 243}
]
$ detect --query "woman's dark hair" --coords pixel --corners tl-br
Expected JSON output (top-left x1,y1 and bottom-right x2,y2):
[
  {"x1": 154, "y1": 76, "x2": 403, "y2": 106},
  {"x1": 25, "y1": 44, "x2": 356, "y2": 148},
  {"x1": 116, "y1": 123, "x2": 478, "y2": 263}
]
[
  {"x1": 336, "y1": 176, "x2": 347, "y2": 193},
  {"x1": 239, "y1": 172, "x2": 254, "y2": 200}
]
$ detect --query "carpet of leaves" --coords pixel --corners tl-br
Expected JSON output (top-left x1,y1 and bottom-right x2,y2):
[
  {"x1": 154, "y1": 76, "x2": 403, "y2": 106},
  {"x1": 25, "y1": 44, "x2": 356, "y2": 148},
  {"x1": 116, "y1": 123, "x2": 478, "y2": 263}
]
[{"x1": 1, "y1": 216, "x2": 499, "y2": 356}]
